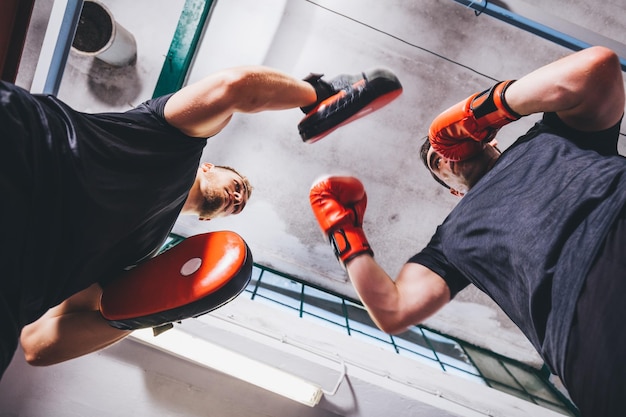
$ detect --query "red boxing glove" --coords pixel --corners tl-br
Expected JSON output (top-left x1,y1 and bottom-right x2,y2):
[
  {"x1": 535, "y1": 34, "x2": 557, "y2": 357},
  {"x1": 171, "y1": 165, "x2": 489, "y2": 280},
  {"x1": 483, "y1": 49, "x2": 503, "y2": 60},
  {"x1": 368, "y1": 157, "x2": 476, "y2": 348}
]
[
  {"x1": 429, "y1": 80, "x2": 521, "y2": 161},
  {"x1": 100, "y1": 232, "x2": 252, "y2": 330},
  {"x1": 309, "y1": 176, "x2": 373, "y2": 266}
]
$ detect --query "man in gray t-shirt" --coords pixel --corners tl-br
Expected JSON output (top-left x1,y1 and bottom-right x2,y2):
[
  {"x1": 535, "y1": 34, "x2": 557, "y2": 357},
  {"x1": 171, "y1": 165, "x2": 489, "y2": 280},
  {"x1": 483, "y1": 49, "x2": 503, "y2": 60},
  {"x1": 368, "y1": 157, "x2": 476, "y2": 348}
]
[
  {"x1": 309, "y1": 46, "x2": 625, "y2": 417},
  {"x1": 413, "y1": 111, "x2": 624, "y2": 378}
]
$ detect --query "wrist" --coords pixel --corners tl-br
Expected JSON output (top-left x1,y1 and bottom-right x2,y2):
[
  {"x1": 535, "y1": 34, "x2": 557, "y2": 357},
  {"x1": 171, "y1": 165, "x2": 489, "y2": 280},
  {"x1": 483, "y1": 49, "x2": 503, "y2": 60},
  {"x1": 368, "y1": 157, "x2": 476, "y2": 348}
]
[
  {"x1": 472, "y1": 80, "x2": 522, "y2": 122},
  {"x1": 494, "y1": 80, "x2": 522, "y2": 119},
  {"x1": 329, "y1": 226, "x2": 374, "y2": 266},
  {"x1": 300, "y1": 73, "x2": 333, "y2": 114}
]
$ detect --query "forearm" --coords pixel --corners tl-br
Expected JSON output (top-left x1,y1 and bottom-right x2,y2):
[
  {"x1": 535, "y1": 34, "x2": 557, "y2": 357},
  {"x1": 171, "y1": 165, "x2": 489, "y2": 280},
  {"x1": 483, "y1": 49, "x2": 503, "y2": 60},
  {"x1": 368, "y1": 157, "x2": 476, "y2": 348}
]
[
  {"x1": 224, "y1": 66, "x2": 317, "y2": 112},
  {"x1": 347, "y1": 256, "x2": 451, "y2": 334},
  {"x1": 20, "y1": 309, "x2": 130, "y2": 366},
  {"x1": 165, "y1": 66, "x2": 316, "y2": 137},
  {"x1": 346, "y1": 256, "x2": 414, "y2": 334}
]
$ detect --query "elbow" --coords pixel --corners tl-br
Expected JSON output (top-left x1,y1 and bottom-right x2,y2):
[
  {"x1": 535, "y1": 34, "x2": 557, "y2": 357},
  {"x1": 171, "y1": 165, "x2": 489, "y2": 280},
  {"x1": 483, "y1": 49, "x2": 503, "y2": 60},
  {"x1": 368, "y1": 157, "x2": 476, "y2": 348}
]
[
  {"x1": 24, "y1": 356, "x2": 46, "y2": 367},
  {"x1": 374, "y1": 315, "x2": 415, "y2": 335},
  {"x1": 22, "y1": 346, "x2": 65, "y2": 367},
  {"x1": 20, "y1": 331, "x2": 55, "y2": 367},
  {"x1": 587, "y1": 46, "x2": 619, "y2": 66},
  {"x1": 379, "y1": 323, "x2": 408, "y2": 335},
  {"x1": 579, "y1": 46, "x2": 622, "y2": 90},
  {"x1": 373, "y1": 305, "x2": 442, "y2": 335},
  {"x1": 22, "y1": 346, "x2": 49, "y2": 367}
]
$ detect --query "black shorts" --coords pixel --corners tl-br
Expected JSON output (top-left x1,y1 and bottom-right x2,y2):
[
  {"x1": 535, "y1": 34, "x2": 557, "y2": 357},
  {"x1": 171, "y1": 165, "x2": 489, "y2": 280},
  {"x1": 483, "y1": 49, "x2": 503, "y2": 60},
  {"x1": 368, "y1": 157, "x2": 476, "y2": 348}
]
[{"x1": 563, "y1": 204, "x2": 626, "y2": 417}]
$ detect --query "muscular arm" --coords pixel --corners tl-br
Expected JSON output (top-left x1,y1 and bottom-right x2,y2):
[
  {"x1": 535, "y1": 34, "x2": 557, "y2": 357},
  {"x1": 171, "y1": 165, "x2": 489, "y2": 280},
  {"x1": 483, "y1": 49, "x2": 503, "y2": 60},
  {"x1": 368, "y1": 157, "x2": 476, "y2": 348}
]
[
  {"x1": 505, "y1": 46, "x2": 625, "y2": 131},
  {"x1": 164, "y1": 66, "x2": 317, "y2": 138},
  {"x1": 346, "y1": 256, "x2": 451, "y2": 334},
  {"x1": 20, "y1": 283, "x2": 130, "y2": 366}
]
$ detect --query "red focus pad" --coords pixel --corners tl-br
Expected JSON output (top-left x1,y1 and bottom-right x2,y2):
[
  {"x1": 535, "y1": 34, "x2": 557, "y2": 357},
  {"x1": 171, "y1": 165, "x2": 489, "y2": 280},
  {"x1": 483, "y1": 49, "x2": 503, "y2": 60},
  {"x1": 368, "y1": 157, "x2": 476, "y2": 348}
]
[
  {"x1": 100, "y1": 231, "x2": 253, "y2": 330},
  {"x1": 298, "y1": 69, "x2": 403, "y2": 143}
]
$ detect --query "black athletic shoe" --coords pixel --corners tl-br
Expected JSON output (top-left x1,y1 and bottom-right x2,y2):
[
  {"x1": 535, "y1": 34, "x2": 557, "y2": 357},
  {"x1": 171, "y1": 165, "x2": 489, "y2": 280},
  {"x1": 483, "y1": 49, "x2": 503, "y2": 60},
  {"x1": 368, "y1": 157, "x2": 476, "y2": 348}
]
[{"x1": 298, "y1": 69, "x2": 402, "y2": 143}]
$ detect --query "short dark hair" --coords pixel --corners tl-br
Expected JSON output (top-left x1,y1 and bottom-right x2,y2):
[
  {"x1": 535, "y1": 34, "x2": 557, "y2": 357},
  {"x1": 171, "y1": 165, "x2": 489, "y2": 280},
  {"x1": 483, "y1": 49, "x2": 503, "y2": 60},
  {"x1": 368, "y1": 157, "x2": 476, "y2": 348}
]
[
  {"x1": 419, "y1": 137, "x2": 451, "y2": 190},
  {"x1": 215, "y1": 165, "x2": 253, "y2": 199}
]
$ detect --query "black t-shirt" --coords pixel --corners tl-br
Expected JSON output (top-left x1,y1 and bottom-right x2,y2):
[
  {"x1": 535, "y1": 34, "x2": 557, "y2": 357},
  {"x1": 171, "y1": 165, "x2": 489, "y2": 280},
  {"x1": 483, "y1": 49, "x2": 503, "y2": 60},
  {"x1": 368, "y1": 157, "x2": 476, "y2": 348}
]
[
  {"x1": 409, "y1": 113, "x2": 626, "y2": 376},
  {"x1": 0, "y1": 81, "x2": 207, "y2": 325}
]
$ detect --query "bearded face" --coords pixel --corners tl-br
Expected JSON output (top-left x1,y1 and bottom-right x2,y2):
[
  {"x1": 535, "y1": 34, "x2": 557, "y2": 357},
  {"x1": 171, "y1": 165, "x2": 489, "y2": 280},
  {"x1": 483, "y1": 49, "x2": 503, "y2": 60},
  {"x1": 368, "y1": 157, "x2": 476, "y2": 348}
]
[
  {"x1": 198, "y1": 186, "x2": 227, "y2": 219},
  {"x1": 195, "y1": 163, "x2": 251, "y2": 220}
]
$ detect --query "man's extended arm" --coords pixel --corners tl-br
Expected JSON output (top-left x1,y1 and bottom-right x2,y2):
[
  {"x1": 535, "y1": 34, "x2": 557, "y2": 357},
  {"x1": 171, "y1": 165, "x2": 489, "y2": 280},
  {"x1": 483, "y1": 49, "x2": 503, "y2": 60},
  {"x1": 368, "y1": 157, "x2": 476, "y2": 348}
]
[
  {"x1": 309, "y1": 176, "x2": 451, "y2": 334},
  {"x1": 164, "y1": 66, "x2": 317, "y2": 138},
  {"x1": 430, "y1": 46, "x2": 625, "y2": 161}
]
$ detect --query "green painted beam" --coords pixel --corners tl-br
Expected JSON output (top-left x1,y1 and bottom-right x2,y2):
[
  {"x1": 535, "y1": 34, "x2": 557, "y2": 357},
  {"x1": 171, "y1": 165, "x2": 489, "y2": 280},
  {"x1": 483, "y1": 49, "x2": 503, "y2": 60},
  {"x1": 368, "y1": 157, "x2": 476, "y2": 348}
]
[{"x1": 152, "y1": 0, "x2": 216, "y2": 98}]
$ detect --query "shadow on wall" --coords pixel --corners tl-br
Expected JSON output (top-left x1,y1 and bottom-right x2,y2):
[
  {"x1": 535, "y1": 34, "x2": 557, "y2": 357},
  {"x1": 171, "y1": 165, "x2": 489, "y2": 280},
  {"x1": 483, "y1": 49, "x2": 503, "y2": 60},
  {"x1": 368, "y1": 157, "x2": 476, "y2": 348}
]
[{"x1": 64, "y1": 52, "x2": 143, "y2": 106}]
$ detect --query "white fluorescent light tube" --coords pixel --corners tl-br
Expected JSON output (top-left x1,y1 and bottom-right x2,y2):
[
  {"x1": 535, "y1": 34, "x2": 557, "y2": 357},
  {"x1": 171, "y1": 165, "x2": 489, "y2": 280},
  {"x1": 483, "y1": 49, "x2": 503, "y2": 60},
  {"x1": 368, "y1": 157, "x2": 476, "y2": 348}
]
[{"x1": 130, "y1": 328, "x2": 323, "y2": 407}]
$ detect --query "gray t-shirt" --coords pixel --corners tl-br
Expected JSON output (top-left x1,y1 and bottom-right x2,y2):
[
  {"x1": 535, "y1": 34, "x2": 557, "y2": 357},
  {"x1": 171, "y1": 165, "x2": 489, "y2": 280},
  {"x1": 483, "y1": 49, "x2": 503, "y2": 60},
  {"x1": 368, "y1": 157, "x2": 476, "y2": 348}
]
[{"x1": 410, "y1": 113, "x2": 625, "y2": 376}]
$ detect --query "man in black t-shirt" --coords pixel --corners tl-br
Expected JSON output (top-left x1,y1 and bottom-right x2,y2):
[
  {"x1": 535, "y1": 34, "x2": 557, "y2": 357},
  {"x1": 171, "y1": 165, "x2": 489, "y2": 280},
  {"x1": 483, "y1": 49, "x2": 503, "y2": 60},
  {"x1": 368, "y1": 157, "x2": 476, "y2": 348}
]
[
  {"x1": 1, "y1": 66, "x2": 308, "y2": 377},
  {"x1": 2, "y1": 65, "x2": 402, "y2": 378},
  {"x1": 309, "y1": 47, "x2": 625, "y2": 417}
]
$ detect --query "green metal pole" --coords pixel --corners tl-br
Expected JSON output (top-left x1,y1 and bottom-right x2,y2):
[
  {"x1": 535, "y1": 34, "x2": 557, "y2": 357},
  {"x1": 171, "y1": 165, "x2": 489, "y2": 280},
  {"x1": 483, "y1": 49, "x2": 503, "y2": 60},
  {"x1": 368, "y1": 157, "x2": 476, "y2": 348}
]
[{"x1": 152, "y1": 0, "x2": 216, "y2": 98}]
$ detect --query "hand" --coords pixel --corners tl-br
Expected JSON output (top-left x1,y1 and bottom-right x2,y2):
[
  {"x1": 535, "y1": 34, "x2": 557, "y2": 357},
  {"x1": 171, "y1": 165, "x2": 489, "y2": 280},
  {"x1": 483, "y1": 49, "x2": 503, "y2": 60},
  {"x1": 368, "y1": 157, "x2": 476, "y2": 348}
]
[
  {"x1": 309, "y1": 176, "x2": 373, "y2": 266},
  {"x1": 429, "y1": 80, "x2": 521, "y2": 161}
]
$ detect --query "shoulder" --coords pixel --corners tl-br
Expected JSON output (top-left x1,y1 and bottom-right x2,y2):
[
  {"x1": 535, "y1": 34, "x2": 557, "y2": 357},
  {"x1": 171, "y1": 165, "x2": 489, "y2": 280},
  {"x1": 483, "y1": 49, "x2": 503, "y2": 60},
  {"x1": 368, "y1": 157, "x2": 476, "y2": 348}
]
[
  {"x1": 408, "y1": 232, "x2": 469, "y2": 299},
  {"x1": 512, "y1": 112, "x2": 621, "y2": 156},
  {"x1": 135, "y1": 93, "x2": 176, "y2": 119}
]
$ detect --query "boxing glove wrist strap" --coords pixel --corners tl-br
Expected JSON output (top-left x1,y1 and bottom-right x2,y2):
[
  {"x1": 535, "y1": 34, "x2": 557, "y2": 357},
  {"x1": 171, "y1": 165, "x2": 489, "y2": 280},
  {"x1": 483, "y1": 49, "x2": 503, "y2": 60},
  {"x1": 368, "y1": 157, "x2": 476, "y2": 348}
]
[
  {"x1": 471, "y1": 80, "x2": 521, "y2": 127},
  {"x1": 329, "y1": 226, "x2": 374, "y2": 265}
]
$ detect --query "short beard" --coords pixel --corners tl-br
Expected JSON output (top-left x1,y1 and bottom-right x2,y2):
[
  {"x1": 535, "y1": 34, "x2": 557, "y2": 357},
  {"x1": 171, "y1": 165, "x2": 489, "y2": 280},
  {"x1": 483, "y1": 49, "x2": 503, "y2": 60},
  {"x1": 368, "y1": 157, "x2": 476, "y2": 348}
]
[{"x1": 199, "y1": 188, "x2": 225, "y2": 219}]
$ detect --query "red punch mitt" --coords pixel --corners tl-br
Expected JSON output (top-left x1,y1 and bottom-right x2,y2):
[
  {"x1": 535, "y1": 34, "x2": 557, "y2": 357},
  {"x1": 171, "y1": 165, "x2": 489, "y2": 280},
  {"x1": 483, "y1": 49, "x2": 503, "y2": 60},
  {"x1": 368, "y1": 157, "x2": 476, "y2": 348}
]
[
  {"x1": 309, "y1": 176, "x2": 373, "y2": 266},
  {"x1": 429, "y1": 80, "x2": 521, "y2": 161},
  {"x1": 298, "y1": 69, "x2": 403, "y2": 143},
  {"x1": 100, "y1": 231, "x2": 253, "y2": 330}
]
